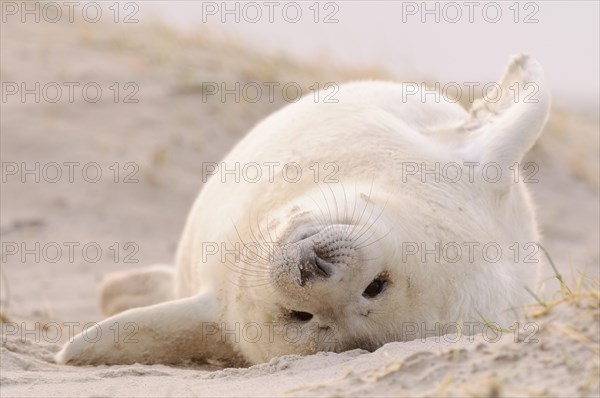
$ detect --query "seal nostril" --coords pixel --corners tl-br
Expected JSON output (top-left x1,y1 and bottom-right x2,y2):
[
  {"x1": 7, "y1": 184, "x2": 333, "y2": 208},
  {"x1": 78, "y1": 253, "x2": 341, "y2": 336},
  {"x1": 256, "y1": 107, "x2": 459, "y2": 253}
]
[
  {"x1": 290, "y1": 311, "x2": 313, "y2": 322},
  {"x1": 297, "y1": 250, "x2": 333, "y2": 284},
  {"x1": 314, "y1": 257, "x2": 331, "y2": 277}
]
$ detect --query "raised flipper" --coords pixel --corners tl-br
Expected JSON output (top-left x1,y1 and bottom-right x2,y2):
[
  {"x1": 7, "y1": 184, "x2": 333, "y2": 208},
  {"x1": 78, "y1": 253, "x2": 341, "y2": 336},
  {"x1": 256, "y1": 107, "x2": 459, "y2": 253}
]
[
  {"x1": 459, "y1": 54, "x2": 551, "y2": 185},
  {"x1": 55, "y1": 292, "x2": 241, "y2": 366}
]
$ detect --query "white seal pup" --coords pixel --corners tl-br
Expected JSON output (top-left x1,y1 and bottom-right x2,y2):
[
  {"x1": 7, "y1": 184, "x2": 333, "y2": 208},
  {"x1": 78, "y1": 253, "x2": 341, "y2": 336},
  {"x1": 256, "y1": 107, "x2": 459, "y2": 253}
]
[{"x1": 56, "y1": 54, "x2": 550, "y2": 366}]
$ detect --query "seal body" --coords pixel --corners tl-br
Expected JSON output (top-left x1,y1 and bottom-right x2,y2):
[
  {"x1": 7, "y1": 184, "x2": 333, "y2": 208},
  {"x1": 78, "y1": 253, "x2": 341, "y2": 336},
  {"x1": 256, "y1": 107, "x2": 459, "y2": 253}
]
[{"x1": 56, "y1": 55, "x2": 550, "y2": 366}]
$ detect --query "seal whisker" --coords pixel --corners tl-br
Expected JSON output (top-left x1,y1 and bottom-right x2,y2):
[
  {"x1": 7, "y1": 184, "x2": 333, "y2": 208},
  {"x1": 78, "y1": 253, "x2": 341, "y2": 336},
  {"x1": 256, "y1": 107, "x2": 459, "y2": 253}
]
[
  {"x1": 317, "y1": 183, "x2": 334, "y2": 228},
  {"x1": 345, "y1": 179, "x2": 375, "y2": 242},
  {"x1": 352, "y1": 196, "x2": 393, "y2": 247},
  {"x1": 255, "y1": 211, "x2": 282, "y2": 262},
  {"x1": 246, "y1": 210, "x2": 277, "y2": 263},
  {"x1": 223, "y1": 236, "x2": 271, "y2": 275},
  {"x1": 325, "y1": 182, "x2": 341, "y2": 227},
  {"x1": 359, "y1": 253, "x2": 386, "y2": 263},
  {"x1": 246, "y1": 221, "x2": 273, "y2": 269},
  {"x1": 223, "y1": 255, "x2": 272, "y2": 278},
  {"x1": 229, "y1": 278, "x2": 273, "y2": 289},
  {"x1": 347, "y1": 199, "x2": 376, "y2": 243},
  {"x1": 339, "y1": 182, "x2": 355, "y2": 239},
  {"x1": 263, "y1": 214, "x2": 283, "y2": 258},
  {"x1": 231, "y1": 221, "x2": 273, "y2": 265},
  {"x1": 222, "y1": 255, "x2": 270, "y2": 279},
  {"x1": 308, "y1": 195, "x2": 333, "y2": 232},
  {"x1": 348, "y1": 182, "x2": 360, "y2": 226},
  {"x1": 222, "y1": 238, "x2": 272, "y2": 279},
  {"x1": 350, "y1": 187, "x2": 394, "y2": 246},
  {"x1": 227, "y1": 238, "x2": 272, "y2": 270},
  {"x1": 355, "y1": 227, "x2": 395, "y2": 252}
]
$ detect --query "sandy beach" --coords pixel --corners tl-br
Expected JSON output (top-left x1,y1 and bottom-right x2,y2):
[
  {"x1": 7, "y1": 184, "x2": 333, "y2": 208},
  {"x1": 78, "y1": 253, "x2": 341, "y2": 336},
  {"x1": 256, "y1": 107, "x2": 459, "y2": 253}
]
[{"x1": 1, "y1": 12, "x2": 599, "y2": 398}]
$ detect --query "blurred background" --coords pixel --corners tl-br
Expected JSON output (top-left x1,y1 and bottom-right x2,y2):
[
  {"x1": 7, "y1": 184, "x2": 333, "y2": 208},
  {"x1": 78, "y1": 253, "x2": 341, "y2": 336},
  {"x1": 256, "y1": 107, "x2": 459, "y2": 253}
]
[
  {"x1": 144, "y1": 1, "x2": 600, "y2": 112},
  {"x1": 1, "y1": 1, "x2": 598, "y2": 328}
]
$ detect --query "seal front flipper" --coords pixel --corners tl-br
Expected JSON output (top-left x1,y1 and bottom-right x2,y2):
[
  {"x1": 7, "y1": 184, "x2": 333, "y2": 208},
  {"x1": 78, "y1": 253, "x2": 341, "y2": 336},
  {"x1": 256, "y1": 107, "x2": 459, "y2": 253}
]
[{"x1": 55, "y1": 292, "x2": 239, "y2": 366}]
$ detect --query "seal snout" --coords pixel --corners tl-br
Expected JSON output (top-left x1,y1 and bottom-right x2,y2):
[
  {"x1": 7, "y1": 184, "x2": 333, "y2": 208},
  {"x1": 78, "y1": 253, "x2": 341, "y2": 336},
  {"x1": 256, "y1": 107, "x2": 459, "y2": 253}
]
[{"x1": 274, "y1": 224, "x2": 357, "y2": 288}]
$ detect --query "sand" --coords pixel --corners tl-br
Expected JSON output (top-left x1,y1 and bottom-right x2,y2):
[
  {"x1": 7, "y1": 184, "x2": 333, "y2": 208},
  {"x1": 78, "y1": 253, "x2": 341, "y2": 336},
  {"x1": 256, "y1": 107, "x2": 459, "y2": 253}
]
[{"x1": 1, "y1": 17, "x2": 599, "y2": 398}]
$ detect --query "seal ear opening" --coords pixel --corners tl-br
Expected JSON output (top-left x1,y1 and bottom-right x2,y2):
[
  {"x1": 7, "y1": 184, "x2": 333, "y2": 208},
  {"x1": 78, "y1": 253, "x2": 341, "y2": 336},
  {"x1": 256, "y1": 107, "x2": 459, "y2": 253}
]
[{"x1": 459, "y1": 54, "x2": 551, "y2": 184}]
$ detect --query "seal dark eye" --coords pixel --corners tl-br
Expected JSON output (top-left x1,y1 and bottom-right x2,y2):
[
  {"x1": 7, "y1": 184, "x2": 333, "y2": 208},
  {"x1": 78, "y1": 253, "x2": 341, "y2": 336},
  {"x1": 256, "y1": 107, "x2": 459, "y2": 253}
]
[
  {"x1": 290, "y1": 311, "x2": 313, "y2": 322},
  {"x1": 363, "y1": 277, "x2": 387, "y2": 298}
]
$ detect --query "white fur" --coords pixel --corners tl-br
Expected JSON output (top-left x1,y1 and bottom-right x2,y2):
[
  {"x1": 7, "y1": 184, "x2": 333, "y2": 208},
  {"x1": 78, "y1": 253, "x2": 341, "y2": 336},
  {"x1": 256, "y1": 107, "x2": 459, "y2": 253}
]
[{"x1": 56, "y1": 55, "x2": 550, "y2": 366}]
